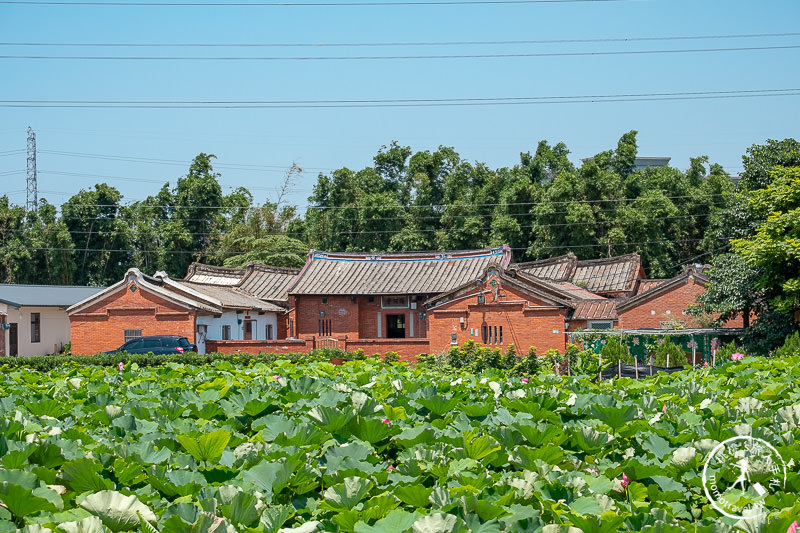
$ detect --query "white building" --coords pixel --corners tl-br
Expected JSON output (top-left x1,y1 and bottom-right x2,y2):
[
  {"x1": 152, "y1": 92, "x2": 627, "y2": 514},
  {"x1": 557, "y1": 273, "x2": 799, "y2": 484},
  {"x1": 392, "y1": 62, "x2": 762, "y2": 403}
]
[{"x1": 0, "y1": 284, "x2": 105, "y2": 356}]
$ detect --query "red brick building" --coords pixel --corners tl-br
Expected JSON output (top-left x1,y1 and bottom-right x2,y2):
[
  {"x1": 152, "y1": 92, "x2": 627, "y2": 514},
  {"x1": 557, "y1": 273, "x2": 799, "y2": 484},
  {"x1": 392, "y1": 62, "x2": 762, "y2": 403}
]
[
  {"x1": 285, "y1": 246, "x2": 513, "y2": 360},
  {"x1": 68, "y1": 267, "x2": 289, "y2": 355}
]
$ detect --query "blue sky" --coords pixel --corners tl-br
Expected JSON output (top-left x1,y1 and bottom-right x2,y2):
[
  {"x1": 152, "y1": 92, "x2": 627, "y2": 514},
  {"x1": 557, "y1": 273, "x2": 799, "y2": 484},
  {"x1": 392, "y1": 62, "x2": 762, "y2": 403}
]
[{"x1": 1, "y1": 0, "x2": 798, "y2": 210}]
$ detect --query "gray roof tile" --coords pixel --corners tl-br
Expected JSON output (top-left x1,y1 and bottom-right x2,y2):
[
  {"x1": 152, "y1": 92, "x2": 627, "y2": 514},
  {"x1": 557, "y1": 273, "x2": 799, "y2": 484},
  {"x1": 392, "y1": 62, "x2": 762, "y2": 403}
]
[{"x1": 290, "y1": 246, "x2": 512, "y2": 295}]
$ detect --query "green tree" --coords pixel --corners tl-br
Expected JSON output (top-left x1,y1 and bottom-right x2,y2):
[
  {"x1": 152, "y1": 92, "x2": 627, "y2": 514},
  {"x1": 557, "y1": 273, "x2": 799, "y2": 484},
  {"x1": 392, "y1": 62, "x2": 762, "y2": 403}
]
[
  {"x1": 0, "y1": 196, "x2": 29, "y2": 283},
  {"x1": 61, "y1": 183, "x2": 132, "y2": 286},
  {"x1": 733, "y1": 166, "x2": 800, "y2": 315}
]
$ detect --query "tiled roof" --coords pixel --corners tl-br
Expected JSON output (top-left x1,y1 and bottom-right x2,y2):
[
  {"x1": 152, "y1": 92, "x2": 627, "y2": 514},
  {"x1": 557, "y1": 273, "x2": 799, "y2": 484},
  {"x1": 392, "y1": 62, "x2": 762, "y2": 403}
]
[
  {"x1": 290, "y1": 246, "x2": 512, "y2": 296},
  {"x1": 68, "y1": 269, "x2": 219, "y2": 315},
  {"x1": 238, "y1": 264, "x2": 300, "y2": 304},
  {"x1": 636, "y1": 279, "x2": 667, "y2": 295},
  {"x1": 572, "y1": 253, "x2": 642, "y2": 294},
  {"x1": 513, "y1": 254, "x2": 577, "y2": 281},
  {"x1": 571, "y1": 300, "x2": 618, "y2": 320},
  {"x1": 183, "y1": 263, "x2": 245, "y2": 285},
  {"x1": 175, "y1": 281, "x2": 284, "y2": 313},
  {"x1": 0, "y1": 284, "x2": 106, "y2": 309},
  {"x1": 553, "y1": 281, "x2": 606, "y2": 301}
]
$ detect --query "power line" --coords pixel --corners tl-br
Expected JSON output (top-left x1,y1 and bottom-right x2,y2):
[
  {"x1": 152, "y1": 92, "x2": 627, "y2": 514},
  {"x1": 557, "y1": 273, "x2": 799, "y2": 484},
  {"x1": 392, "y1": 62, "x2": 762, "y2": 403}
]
[
  {"x1": 3, "y1": 32, "x2": 798, "y2": 48},
  {"x1": 1, "y1": 89, "x2": 797, "y2": 109},
  {"x1": 36, "y1": 193, "x2": 730, "y2": 213},
  {"x1": 0, "y1": 237, "x2": 733, "y2": 257},
  {"x1": 37, "y1": 149, "x2": 331, "y2": 172},
  {"x1": 2, "y1": 44, "x2": 798, "y2": 61}
]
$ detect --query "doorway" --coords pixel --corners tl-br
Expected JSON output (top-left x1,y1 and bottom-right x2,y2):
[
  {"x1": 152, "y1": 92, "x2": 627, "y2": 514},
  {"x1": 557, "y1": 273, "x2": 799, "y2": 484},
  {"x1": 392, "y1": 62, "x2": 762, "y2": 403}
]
[
  {"x1": 9, "y1": 323, "x2": 18, "y2": 356},
  {"x1": 243, "y1": 320, "x2": 255, "y2": 340},
  {"x1": 386, "y1": 314, "x2": 406, "y2": 338}
]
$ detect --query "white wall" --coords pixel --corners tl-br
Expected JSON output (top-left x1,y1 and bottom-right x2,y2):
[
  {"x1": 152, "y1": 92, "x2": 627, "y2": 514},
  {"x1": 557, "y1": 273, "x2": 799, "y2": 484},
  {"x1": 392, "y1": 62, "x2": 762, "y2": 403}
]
[
  {"x1": 195, "y1": 310, "x2": 279, "y2": 354},
  {"x1": 1, "y1": 306, "x2": 71, "y2": 357}
]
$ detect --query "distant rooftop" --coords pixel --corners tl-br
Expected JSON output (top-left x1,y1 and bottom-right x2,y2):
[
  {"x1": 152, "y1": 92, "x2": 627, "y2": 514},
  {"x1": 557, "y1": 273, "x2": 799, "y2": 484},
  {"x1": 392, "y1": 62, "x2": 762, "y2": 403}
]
[
  {"x1": 0, "y1": 284, "x2": 106, "y2": 309},
  {"x1": 289, "y1": 246, "x2": 512, "y2": 296}
]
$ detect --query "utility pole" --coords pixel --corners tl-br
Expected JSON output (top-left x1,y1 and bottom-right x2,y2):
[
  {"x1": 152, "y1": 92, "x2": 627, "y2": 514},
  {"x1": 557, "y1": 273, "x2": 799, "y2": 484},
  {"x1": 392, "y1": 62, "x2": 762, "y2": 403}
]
[{"x1": 26, "y1": 126, "x2": 38, "y2": 213}]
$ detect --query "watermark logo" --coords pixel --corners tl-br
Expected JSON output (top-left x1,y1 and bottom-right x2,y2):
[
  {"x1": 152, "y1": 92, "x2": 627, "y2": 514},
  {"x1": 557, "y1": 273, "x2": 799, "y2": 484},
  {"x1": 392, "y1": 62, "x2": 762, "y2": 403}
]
[{"x1": 702, "y1": 436, "x2": 787, "y2": 520}]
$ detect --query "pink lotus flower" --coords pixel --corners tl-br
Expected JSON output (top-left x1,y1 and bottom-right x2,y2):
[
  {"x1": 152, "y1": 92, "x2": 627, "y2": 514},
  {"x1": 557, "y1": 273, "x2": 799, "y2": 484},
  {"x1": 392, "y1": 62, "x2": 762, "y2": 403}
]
[
  {"x1": 787, "y1": 521, "x2": 798, "y2": 533},
  {"x1": 662, "y1": 404, "x2": 667, "y2": 413},
  {"x1": 387, "y1": 464, "x2": 394, "y2": 472},
  {"x1": 703, "y1": 362, "x2": 709, "y2": 367},
  {"x1": 621, "y1": 473, "x2": 630, "y2": 488},
  {"x1": 273, "y1": 374, "x2": 280, "y2": 380},
  {"x1": 382, "y1": 418, "x2": 390, "y2": 424},
  {"x1": 731, "y1": 352, "x2": 744, "y2": 361},
  {"x1": 118, "y1": 362, "x2": 124, "y2": 371},
  {"x1": 585, "y1": 467, "x2": 598, "y2": 476},
  {"x1": 522, "y1": 377, "x2": 529, "y2": 384}
]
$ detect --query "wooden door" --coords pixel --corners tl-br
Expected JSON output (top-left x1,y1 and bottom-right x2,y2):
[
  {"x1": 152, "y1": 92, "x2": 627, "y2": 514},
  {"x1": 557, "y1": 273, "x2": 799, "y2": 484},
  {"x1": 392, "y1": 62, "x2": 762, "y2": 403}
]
[{"x1": 9, "y1": 323, "x2": 17, "y2": 356}]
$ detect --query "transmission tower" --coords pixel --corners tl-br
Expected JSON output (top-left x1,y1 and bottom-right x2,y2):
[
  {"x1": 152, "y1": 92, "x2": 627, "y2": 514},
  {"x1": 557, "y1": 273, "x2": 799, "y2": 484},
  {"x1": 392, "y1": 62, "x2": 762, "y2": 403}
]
[{"x1": 26, "y1": 126, "x2": 38, "y2": 212}]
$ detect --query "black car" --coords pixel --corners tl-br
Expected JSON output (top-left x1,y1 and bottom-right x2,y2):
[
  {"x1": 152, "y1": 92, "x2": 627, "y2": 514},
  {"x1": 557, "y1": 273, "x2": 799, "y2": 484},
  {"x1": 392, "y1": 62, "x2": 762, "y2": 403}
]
[{"x1": 106, "y1": 335, "x2": 197, "y2": 355}]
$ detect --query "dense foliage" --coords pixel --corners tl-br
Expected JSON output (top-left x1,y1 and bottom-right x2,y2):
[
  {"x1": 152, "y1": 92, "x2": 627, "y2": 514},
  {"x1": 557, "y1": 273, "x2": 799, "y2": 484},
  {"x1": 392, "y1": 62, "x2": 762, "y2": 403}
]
[
  {"x1": 1, "y1": 356, "x2": 800, "y2": 532},
  {"x1": 1, "y1": 133, "x2": 740, "y2": 285}
]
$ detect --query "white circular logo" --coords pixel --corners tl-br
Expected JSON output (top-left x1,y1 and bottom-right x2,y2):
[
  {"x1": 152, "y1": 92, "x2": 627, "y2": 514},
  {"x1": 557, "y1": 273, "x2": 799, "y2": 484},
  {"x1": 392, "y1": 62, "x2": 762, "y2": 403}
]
[{"x1": 702, "y1": 436, "x2": 787, "y2": 519}]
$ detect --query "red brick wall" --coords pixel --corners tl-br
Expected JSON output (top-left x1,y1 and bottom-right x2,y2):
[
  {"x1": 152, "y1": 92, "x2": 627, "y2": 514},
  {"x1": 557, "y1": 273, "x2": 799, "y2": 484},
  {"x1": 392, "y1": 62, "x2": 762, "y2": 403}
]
[
  {"x1": 205, "y1": 338, "x2": 314, "y2": 354},
  {"x1": 291, "y1": 294, "x2": 427, "y2": 341},
  {"x1": 344, "y1": 338, "x2": 430, "y2": 363},
  {"x1": 70, "y1": 285, "x2": 197, "y2": 355},
  {"x1": 427, "y1": 280, "x2": 569, "y2": 355}
]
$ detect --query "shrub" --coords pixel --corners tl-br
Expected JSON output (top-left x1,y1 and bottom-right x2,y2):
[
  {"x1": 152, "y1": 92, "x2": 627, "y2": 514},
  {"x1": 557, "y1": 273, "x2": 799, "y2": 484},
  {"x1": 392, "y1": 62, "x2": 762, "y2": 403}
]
[
  {"x1": 652, "y1": 337, "x2": 688, "y2": 367},
  {"x1": 773, "y1": 331, "x2": 800, "y2": 359},
  {"x1": 600, "y1": 336, "x2": 634, "y2": 365}
]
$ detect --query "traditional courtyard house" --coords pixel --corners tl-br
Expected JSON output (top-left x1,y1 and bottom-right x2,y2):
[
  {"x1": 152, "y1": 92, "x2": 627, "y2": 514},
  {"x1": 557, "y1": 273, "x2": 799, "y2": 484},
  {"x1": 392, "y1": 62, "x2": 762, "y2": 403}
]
[
  {"x1": 424, "y1": 264, "x2": 617, "y2": 354},
  {"x1": 0, "y1": 284, "x2": 105, "y2": 356},
  {"x1": 286, "y1": 246, "x2": 513, "y2": 360},
  {"x1": 67, "y1": 268, "x2": 285, "y2": 355}
]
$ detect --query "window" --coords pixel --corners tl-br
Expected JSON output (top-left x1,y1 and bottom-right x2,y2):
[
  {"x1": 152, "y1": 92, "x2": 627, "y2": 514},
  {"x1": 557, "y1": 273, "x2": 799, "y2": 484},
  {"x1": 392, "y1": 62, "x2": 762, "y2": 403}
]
[
  {"x1": 482, "y1": 324, "x2": 503, "y2": 345},
  {"x1": 289, "y1": 320, "x2": 294, "y2": 338},
  {"x1": 30, "y1": 313, "x2": 40, "y2": 343},
  {"x1": 266, "y1": 324, "x2": 274, "y2": 340},
  {"x1": 222, "y1": 325, "x2": 231, "y2": 340},
  {"x1": 381, "y1": 296, "x2": 409, "y2": 309},
  {"x1": 124, "y1": 329, "x2": 142, "y2": 343},
  {"x1": 588, "y1": 321, "x2": 613, "y2": 330}
]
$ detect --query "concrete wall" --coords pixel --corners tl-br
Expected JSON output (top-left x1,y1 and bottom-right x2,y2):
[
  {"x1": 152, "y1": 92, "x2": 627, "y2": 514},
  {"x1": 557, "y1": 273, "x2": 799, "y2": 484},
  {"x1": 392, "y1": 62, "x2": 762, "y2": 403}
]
[{"x1": 0, "y1": 305, "x2": 71, "y2": 357}]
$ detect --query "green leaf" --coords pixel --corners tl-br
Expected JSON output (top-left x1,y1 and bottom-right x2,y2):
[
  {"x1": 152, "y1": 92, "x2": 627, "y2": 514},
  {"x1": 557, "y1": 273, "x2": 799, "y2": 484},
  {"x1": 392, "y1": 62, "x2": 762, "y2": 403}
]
[
  {"x1": 60, "y1": 459, "x2": 114, "y2": 494},
  {"x1": 412, "y1": 513, "x2": 464, "y2": 533},
  {"x1": 354, "y1": 510, "x2": 420, "y2": 533},
  {"x1": 176, "y1": 430, "x2": 231, "y2": 464},
  {"x1": 462, "y1": 432, "x2": 501, "y2": 461},
  {"x1": 0, "y1": 482, "x2": 58, "y2": 521},
  {"x1": 393, "y1": 485, "x2": 432, "y2": 508},
  {"x1": 243, "y1": 461, "x2": 293, "y2": 503},
  {"x1": 323, "y1": 477, "x2": 373, "y2": 511},
  {"x1": 55, "y1": 516, "x2": 107, "y2": 533}
]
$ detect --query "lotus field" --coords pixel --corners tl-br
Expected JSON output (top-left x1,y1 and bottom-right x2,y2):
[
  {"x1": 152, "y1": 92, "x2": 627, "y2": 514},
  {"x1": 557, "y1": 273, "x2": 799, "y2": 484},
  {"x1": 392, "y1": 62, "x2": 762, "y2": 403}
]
[{"x1": 1, "y1": 356, "x2": 800, "y2": 532}]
